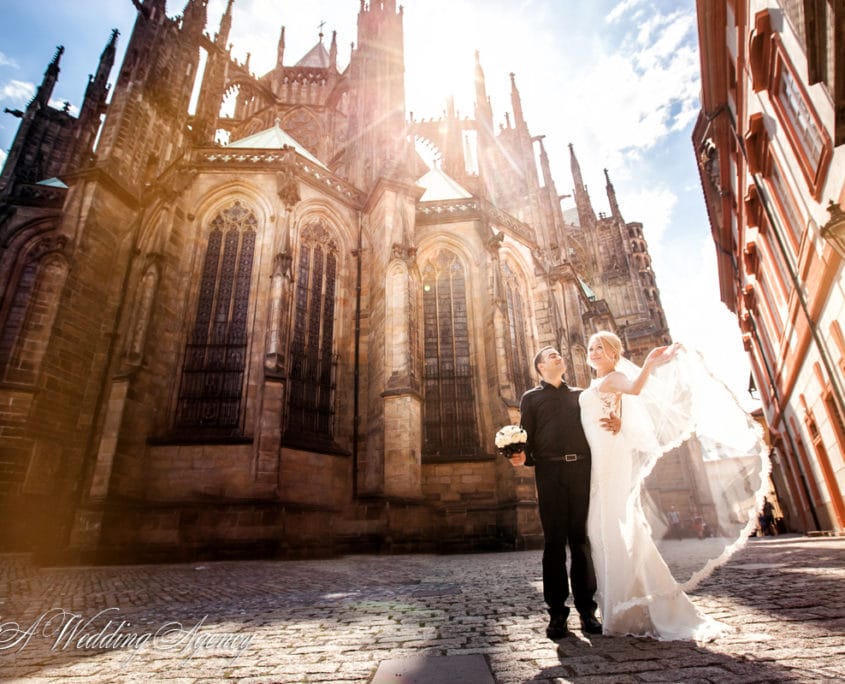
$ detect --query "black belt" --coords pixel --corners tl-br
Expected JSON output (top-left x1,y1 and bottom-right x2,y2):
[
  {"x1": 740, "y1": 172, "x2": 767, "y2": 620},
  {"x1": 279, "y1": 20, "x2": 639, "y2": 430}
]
[{"x1": 545, "y1": 453, "x2": 587, "y2": 463}]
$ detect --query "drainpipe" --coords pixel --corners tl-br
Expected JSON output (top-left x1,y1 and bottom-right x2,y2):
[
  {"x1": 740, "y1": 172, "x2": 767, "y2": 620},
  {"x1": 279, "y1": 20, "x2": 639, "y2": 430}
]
[{"x1": 352, "y1": 212, "x2": 363, "y2": 498}]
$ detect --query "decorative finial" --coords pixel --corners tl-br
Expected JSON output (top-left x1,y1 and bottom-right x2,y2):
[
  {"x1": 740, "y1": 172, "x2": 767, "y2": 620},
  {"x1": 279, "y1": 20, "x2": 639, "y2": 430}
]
[
  {"x1": 826, "y1": 199, "x2": 845, "y2": 223},
  {"x1": 821, "y1": 200, "x2": 845, "y2": 259}
]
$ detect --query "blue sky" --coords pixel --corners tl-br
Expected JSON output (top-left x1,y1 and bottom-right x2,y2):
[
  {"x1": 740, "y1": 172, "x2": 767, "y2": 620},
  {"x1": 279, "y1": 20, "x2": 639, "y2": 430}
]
[{"x1": 0, "y1": 0, "x2": 756, "y2": 407}]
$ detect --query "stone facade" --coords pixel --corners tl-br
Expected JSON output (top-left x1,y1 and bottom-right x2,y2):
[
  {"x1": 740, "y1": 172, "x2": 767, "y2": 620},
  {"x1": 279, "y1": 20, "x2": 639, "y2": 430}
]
[{"x1": 0, "y1": 0, "x2": 670, "y2": 563}]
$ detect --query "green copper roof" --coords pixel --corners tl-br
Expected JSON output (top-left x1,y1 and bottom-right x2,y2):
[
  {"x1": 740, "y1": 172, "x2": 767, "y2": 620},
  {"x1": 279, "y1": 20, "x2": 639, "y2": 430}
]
[
  {"x1": 228, "y1": 119, "x2": 325, "y2": 168},
  {"x1": 36, "y1": 177, "x2": 68, "y2": 188}
]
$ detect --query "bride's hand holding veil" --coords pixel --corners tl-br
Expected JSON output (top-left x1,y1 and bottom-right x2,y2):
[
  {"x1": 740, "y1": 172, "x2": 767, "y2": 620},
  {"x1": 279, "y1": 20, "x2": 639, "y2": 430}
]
[
  {"x1": 643, "y1": 342, "x2": 680, "y2": 369},
  {"x1": 597, "y1": 342, "x2": 681, "y2": 396}
]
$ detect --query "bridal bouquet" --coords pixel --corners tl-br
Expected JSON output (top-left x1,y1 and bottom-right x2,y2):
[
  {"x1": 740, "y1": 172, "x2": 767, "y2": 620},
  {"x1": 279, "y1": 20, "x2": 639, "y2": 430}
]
[{"x1": 495, "y1": 424, "x2": 527, "y2": 458}]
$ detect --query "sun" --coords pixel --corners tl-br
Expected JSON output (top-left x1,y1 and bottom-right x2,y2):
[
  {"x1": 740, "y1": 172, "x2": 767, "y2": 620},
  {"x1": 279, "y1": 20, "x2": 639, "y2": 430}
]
[
  {"x1": 400, "y1": 0, "x2": 540, "y2": 169},
  {"x1": 402, "y1": 1, "x2": 508, "y2": 122}
]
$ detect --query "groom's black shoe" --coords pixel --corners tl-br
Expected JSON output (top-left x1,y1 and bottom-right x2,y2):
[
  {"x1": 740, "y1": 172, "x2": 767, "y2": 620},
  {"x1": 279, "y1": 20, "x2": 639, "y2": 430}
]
[
  {"x1": 580, "y1": 614, "x2": 603, "y2": 635},
  {"x1": 546, "y1": 614, "x2": 570, "y2": 640}
]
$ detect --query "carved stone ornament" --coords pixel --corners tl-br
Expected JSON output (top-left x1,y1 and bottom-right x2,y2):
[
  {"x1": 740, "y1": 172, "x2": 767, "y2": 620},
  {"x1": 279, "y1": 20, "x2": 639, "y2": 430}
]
[
  {"x1": 276, "y1": 167, "x2": 301, "y2": 209},
  {"x1": 391, "y1": 242, "x2": 417, "y2": 262},
  {"x1": 30, "y1": 234, "x2": 70, "y2": 260},
  {"x1": 273, "y1": 251, "x2": 293, "y2": 277},
  {"x1": 486, "y1": 230, "x2": 505, "y2": 256}
]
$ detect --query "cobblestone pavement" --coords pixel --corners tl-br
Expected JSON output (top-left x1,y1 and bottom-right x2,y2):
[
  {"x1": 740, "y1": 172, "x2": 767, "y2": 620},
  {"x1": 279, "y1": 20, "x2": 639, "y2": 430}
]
[{"x1": 1, "y1": 534, "x2": 843, "y2": 683}]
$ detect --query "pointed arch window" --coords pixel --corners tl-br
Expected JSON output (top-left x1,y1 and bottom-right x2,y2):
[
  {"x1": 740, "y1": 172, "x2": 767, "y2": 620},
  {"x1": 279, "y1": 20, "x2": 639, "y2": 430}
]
[
  {"x1": 175, "y1": 201, "x2": 256, "y2": 433},
  {"x1": 0, "y1": 250, "x2": 68, "y2": 386},
  {"x1": 422, "y1": 250, "x2": 479, "y2": 460},
  {"x1": 502, "y1": 262, "x2": 532, "y2": 399},
  {"x1": 285, "y1": 221, "x2": 338, "y2": 446}
]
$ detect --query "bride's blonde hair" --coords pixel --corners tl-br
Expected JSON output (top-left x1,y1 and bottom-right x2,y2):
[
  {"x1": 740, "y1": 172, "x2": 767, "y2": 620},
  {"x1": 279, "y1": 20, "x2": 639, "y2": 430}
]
[{"x1": 587, "y1": 331, "x2": 624, "y2": 368}]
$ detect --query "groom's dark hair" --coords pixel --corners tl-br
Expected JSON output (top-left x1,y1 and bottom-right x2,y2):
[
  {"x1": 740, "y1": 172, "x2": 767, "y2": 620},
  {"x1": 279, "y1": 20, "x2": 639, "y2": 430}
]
[{"x1": 533, "y1": 346, "x2": 556, "y2": 375}]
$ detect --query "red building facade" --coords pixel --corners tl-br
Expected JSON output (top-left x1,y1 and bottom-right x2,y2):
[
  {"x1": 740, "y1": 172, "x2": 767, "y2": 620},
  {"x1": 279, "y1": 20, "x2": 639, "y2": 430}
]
[{"x1": 693, "y1": 0, "x2": 845, "y2": 533}]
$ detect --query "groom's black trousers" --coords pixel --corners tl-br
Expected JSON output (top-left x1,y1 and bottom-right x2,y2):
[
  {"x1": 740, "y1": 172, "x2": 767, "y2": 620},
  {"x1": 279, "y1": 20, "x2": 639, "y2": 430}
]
[{"x1": 534, "y1": 458, "x2": 598, "y2": 620}]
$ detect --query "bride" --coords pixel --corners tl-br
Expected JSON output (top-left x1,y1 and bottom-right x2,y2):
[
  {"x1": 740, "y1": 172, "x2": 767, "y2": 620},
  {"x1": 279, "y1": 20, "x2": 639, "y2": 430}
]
[{"x1": 579, "y1": 331, "x2": 767, "y2": 640}]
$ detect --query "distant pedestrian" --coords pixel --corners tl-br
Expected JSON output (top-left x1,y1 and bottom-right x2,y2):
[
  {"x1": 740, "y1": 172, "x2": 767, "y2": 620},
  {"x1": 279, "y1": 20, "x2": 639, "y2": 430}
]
[
  {"x1": 760, "y1": 496, "x2": 777, "y2": 536},
  {"x1": 668, "y1": 506, "x2": 682, "y2": 539}
]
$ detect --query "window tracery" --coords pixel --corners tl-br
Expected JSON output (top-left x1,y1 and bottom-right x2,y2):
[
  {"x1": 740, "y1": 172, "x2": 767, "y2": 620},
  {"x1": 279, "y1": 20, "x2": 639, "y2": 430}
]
[
  {"x1": 175, "y1": 201, "x2": 256, "y2": 432},
  {"x1": 421, "y1": 250, "x2": 479, "y2": 459},
  {"x1": 0, "y1": 245, "x2": 68, "y2": 385},
  {"x1": 501, "y1": 262, "x2": 532, "y2": 399},
  {"x1": 285, "y1": 221, "x2": 338, "y2": 442}
]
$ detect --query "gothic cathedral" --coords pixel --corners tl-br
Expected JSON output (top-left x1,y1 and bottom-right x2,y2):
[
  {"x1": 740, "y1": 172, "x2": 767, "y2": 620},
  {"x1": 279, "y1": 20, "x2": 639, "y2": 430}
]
[{"x1": 0, "y1": 0, "x2": 670, "y2": 562}]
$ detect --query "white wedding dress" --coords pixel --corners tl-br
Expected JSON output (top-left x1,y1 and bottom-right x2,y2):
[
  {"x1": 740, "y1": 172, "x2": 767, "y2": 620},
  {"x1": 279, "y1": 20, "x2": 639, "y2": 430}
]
[{"x1": 579, "y1": 349, "x2": 768, "y2": 641}]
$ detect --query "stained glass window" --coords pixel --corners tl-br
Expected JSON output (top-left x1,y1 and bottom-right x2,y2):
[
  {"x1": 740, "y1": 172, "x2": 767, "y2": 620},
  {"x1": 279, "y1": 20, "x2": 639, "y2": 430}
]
[
  {"x1": 0, "y1": 255, "x2": 67, "y2": 386},
  {"x1": 285, "y1": 222, "x2": 338, "y2": 442},
  {"x1": 422, "y1": 250, "x2": 479, "y2": 459},
  {"x1": 175, "y1": 201, "x2": 256, "y2": 432},
  {"x1": 502, "y1": 262, "x2": 532, "y2": 399}
]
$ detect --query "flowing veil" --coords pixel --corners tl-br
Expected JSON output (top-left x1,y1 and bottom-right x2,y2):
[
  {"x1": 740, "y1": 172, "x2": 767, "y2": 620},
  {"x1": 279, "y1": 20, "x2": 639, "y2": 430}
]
[{"x1": 615, "y1": 345, "x2": 770, "y2": 591}]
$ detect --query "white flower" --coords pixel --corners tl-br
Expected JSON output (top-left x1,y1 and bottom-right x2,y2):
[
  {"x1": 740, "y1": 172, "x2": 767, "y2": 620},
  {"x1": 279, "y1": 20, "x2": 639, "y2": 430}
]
[{"x1": 495, "y1": 424, "x2": 527, "y2": 449}]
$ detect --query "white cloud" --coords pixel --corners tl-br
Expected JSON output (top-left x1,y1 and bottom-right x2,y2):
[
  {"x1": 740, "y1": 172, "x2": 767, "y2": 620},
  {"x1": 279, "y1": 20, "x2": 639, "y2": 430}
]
[
  {"x1": 576, "y1": 10, "x2": 699, "y2": 162},
  {"x1": 48, "y1": 98, "x2": 78, "y2": 115},
  {"x1": 1, "y1": 80, "x2": 35, "y2": 104},
  {"x1": 506, "y1": 4, "x2": 700, "y2": 195},
  {"x1": 0, "y1": 52, "x2": 19, "y2": 69},
  {"x1": 617, "y1": 186, "x2": 677, "y2": 261},
  {"x1": 0, "y1": 149, "x2": 6, "y2": 167},
  {"x1": 606, "y1": 0, "x2": 644, "y2": 24}
]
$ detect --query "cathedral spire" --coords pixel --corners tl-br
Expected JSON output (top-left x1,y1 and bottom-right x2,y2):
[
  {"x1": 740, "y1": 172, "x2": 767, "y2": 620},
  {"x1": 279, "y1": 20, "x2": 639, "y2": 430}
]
[
  {"x1": 509, "y1": 71, "x2": 537, "y2": 186},
  {"x1": 69, "y1": 29, "x2": 118, "y2": 172},
  {"x1": 329, "y1": 30, "x2": 338, "y2": 70},
  {"x1": 35, "y1": 46, "x2": 64, "y2": 105},
  {"x1": 538, "y1": 135, "x2": 568, "y2": 251},
  {"x1": 473, "y1": 50, "x2": 493, "y2": 133},
  {"x1": 91, "y1": 29, "x2": 118, "y2": 94},
  {"x1": 442, "y1": 94, "x2": 466, "y2": 179},
  {"x1": 181, "y1": 0, "x2": 208, "y2": 36},
  {"x1": 216, "y1": 0, "x2": 234, "y2": 48},
  {"x1": 570, "y1": 143, "x2": 596, "y2": 227},
  {"x1": 509, "y1": 72, "x2": 526, "y2": 132},
  {"x1": 0, "y1": 45, "x2": 66, "y2": 192},
  {"x1": 605, "y1": 167, "x2": 622, "y2": 221},
  {"x1": 277, "y1": 26, "x2": 286, "y2": 67}
]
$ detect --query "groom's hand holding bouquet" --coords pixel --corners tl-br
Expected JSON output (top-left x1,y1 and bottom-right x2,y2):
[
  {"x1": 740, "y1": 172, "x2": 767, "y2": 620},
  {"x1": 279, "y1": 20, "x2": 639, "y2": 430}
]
[
  {"x1": 495, "y1": 425, "x2": 527, "y2": 466},
  {"x1": 508, "y1": 451, "x2": 526, "y2": 466}
]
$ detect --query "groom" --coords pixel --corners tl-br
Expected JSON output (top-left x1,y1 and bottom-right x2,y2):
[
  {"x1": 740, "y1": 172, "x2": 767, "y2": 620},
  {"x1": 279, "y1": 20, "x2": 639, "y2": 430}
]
[{"x1": 508, "y1": 346, "x2": 618, "y2": 639}]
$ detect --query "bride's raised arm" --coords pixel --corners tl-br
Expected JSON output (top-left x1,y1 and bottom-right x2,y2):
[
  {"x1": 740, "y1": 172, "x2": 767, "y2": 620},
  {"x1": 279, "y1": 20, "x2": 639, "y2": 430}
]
[{"x1": 598, "y1": 343, "x2": 679, "y2": 395}]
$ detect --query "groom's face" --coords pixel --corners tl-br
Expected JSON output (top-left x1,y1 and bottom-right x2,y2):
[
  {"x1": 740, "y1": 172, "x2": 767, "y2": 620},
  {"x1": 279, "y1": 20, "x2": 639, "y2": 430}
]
[{"x1": 540, "y1": 349, "x2": 564, "y2": 377}]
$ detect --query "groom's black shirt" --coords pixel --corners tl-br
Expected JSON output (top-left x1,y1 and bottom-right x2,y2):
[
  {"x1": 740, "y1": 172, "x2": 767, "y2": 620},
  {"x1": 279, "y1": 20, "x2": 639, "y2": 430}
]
[{"x1": 519, "y1": 379, "x2": 591, "y2": 466}]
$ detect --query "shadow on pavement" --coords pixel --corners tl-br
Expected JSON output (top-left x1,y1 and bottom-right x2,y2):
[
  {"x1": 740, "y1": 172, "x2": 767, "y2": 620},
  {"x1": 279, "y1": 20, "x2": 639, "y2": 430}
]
[{"x1": 527, "y1": 633, "x2": 806, "y2": 682}]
